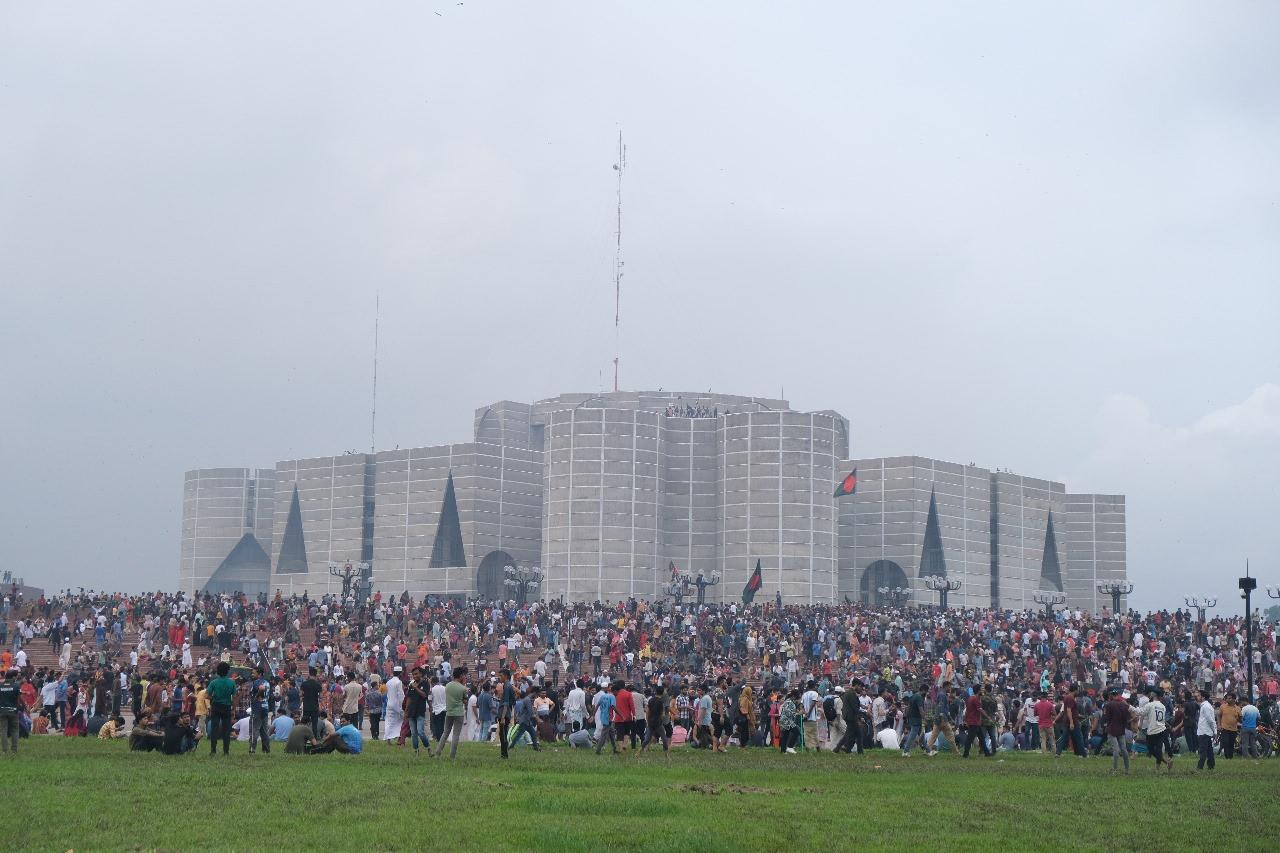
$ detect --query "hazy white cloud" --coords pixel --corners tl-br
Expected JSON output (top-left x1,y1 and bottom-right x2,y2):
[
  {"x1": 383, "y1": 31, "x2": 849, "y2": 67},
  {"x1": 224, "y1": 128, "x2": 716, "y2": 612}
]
[{"x1": 0, "y1": 2, "x2": 1276, "y2": 599}]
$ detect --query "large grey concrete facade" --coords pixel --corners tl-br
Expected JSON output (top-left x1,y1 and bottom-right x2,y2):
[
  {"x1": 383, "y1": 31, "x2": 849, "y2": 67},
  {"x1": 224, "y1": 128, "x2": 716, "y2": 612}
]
[
  {"x1": 839, "y1": 456, "x2": 1125, "y2": 613},
  {"x1": 180, "y1": 391, "x2": 1123, "y2": 611},
  {"x1": 839, "y1": 457, "x2": 992, "y2": 609},
  {"x1": 179, "y1": 467, "x2": 275, "y2": 594}
]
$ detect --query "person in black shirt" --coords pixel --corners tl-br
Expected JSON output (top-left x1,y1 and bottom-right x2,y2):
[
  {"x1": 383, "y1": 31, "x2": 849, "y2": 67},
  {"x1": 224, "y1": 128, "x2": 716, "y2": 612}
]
[
  {"x1": 497, "y1": 670, "x2": 516, "y2": 759},
  {"x1": 301, "y1": 667, "x2": 322, "y2": 739},
  {"x1": 162, "y1": 711, "x2": 200, "y2": 755},
  {"x1": 640, "y1": 685, "x2": 670, "y2": 753}
]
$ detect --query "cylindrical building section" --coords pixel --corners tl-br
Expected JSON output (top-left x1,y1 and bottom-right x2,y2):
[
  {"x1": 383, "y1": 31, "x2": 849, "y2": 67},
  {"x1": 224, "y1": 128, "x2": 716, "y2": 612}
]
[
  {"x1": 661, "y1": 416, "x2": 720, "y2": 583},
  {"x1": 719, "y1": 411, "x2": 844, "y2": 605},
  {"x1": 180, "y1": 468, "x2": 255, "y2": 596},
  {"x1": 542, "y1": 407, "x2": 662, "y2": 601}
]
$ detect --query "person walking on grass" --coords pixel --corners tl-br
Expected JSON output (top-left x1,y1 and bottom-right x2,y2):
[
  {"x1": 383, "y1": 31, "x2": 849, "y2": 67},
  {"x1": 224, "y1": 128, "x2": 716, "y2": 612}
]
[
  {"x1": 640, "y1": 684, "x2": 671, "y2": 753},
  {"x1": 833, "y1": 683, "x2": 865, "y2": 754},
  {"x1": 1101, "y1": 688, "x2": 1131, "y2": 773},
  {"x1": 1140, "y1": 687, "x2": 1174, "y2": 772},
  {"x1": 962, "y1": 687, "x2": 993, "y2": 757},
  {"x1": 1196, "y1": 689, "x2": 1217, "y2": 771},
  {"x1": 205, "y1": 661, "x2": 236, "y2": 756},
  {"x1": 594, "y1": 681, "x2": 619, "y2": 755},
  {"x1": 496, "y1": 669, "x2": 517, "y2": 759},
  {"x1": 434, "y1": 666, "x2": 467, "y2": 759}
]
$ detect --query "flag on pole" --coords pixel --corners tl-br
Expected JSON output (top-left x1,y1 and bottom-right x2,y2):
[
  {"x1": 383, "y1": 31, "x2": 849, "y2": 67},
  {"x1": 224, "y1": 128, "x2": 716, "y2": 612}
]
[
  {"x1": 834, "y1": 468, "x2": 857, "y2": 498},
  {"x1": 742, "y1": 559, "x2": 763, "y2": 604}
]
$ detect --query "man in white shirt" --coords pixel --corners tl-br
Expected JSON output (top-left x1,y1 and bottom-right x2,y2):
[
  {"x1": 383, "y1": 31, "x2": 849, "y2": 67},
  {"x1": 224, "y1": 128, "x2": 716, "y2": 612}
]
[
  {"x1": 801, "y1": 682, "x2": 821, "y2": 749},
  {"x1": 564, "y1": 679, "x2": 587, "y2": 730},
  {"x1": 875, "y1": 727, "x2": 900, "y2": 750},
  {"x1": 1195, "y1": 689, "x2": 1217, "y2": 771},
  {"x1": 383, "y1": 668, "x2": 404, "y2": 742},
  {"x1": 430, "y1": 677, "x2": 448, "y2": 743},
  {"x1": 1140, "y1": 688, "x2": 1172, "y2": 771}
]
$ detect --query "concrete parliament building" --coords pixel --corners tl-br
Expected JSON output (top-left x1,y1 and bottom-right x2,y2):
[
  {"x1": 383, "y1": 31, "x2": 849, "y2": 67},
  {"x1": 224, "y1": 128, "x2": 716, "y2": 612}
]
[{"x1": 180, "y1": 390, "x2": 1126, "y2": 613}]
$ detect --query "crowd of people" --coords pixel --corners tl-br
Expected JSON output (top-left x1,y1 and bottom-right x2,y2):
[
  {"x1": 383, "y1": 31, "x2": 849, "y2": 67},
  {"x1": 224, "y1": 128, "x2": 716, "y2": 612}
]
[{"x1": 1, "y1": 584, "x2": 1277, "y2": 772}]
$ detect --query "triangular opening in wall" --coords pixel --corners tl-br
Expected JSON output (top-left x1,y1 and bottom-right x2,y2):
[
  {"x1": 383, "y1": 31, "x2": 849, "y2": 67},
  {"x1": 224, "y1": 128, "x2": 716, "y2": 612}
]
[
  {"x1": 1039, "y1": 512, "x2": 1063, "y2": 592},
  {"x1": 276, "y1": 485, "x2": 309, "y2": 574},
  {"x1": 205, "y1": 533, "x2": 271, "y2": 595},
  {"x1": 429, "y1": 472, "x2": 467, "y2": 568},
  {"x1": 919, "y1": 489, "x2": 947, "y2": 577}
]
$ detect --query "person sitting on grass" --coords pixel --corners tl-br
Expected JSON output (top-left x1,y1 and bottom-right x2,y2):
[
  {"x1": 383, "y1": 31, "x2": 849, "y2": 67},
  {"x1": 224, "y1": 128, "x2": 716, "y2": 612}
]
[
  {"x1": 64, "y1": 708, "x2": 87, "y2": 737},
  {"x1": 98, "y1": 716, "x2": 127, "y2": 740},
  {"x1": 285, "y1": 712, "x2": 316, "y2": 754},
  {"x1": 129, "y1": 712, "x2": 164, "y2": 752},
  {"x1": 312, "y1": 714, "x2": 361, "y2": 754},
  {"x1": 162, "y1": 711, "x2": 201, "y2": 755}
]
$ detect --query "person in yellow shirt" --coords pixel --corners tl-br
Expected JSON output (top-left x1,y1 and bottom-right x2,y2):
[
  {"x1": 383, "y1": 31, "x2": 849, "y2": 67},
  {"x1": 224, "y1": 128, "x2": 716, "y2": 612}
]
[
  {"x1": 194, "y1": 679, "x2": 210, "y2": 736},
  {"x1": 98, "y1": 716, "x2": 127, "y2": 739}
]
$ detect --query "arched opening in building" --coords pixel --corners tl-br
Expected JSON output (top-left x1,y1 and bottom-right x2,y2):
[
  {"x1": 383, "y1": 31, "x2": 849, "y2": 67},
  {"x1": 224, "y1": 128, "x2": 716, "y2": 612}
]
[
  {"x1": 476, "y1": 550, "x2": 514, "y2": 602},
  {"x1": 860, "y1": 559, "x2": 909, "y2": 606}
]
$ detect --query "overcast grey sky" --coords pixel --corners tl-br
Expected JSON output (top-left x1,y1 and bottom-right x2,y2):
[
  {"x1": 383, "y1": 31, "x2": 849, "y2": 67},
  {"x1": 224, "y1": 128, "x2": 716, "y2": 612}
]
[{"x1": 1, "y1": 2, "x2": 1276, "y2": 609}]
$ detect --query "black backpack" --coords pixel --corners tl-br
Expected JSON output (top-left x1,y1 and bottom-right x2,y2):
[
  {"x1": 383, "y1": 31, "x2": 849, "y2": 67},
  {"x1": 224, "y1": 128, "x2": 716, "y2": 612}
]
[{"x1": 823, "y1": 696, "x2": 837, "y2": 722}]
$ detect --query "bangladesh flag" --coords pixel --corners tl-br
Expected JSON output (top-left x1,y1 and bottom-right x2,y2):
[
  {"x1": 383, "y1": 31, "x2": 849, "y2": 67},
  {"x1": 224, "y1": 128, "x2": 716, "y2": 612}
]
[
  {"x1": 834, "y1": 468, "x2": 857, "y2": 498},
  {"x1": 742, "y1": 559, "x2": 763, "y2": 604}
]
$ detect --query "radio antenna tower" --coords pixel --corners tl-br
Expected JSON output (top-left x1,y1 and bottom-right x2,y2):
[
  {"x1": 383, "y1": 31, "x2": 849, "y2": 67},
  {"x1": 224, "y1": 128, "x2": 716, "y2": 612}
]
[
  {"x1": 612, "y1": 130, "x2": 626, "y2": 392},
  {"x1": 370, "y1": 291, "x2": 380, "y2": 453}
]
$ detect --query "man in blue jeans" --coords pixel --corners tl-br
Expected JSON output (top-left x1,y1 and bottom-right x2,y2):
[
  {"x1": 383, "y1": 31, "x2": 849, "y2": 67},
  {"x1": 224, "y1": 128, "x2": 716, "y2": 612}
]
[
  {"x1": 900, "y1": 686, "x2": 924, "y2": 756},
  {"x1": 512, "y1": 686, "x2": 542, "y2": 751},
  {"x1": 406, "y1": 667, "x2": 430, "y2": 755},
  {"x1": 1056, "y1": 684, "x2": 1087, "y2": 758}
]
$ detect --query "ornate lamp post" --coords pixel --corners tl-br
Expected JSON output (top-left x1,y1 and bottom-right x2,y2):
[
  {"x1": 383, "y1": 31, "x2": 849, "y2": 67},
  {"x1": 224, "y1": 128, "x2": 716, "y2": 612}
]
[
  {"x1": 1241, "y1": 565, "x2": 1257, "y2": 702},
  {"x1": 1032, "y1": 590, "x2": 1067, "y2": 618},
  {"x1": 666, "y1": 572, "x2": 692, "y2": 604},
  {"x1": 923, "y1": 575, "x2": 962, "y2": 609},
  {"x1": 503, "y1": 564, "x2": 544, "y2": 606},
  {"x1": 328, "y1": 562, "x2": 360, "y2": 598},
  {"x1": 692, "y1": 570, "x2": 721, "y2": 605},
  {"x1": 1183, "y1": 595, "x2": 1216, "y2": 624},
  {"x1": 1097, "y1": 581, "x2": 1134, "y2": 615},
  {"x1": 877, "y1": 586, "x2": 910, "y2": 607}
]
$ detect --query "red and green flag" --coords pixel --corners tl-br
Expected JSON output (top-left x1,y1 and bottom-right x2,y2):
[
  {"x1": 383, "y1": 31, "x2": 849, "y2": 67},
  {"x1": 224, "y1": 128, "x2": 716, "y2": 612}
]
[
  {"x1": 742, "y1": 559, "x2": 763, "y2": 604},
  {"x1": 834, "y1": 468, "x2": 857, "y2": 498}
]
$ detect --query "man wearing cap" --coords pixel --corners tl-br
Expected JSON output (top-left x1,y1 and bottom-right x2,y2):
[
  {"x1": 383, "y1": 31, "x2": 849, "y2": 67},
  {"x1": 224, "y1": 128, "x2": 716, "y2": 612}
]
[
  {"x1": 383, "y1": 666, "x2": 405, "y2": 744},
  {"x1": 1101, "y1": 688, "x2": 1131, "y2": 772}
]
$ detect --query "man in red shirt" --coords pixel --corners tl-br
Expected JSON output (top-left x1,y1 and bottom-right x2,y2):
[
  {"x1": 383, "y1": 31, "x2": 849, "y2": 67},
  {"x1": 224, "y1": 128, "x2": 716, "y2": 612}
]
[
  {"x1": 1101, "y1": 688, "x2": 1132, "y2": 773},
  {"x1": 961, "y1": 691, "x2": 992, "y2": 757},
  {"x1": 1034, "y1": 693, "x2": 1056, "y2": 755},
  {"x1": 613, "y1": 682, "x2": 634, "y2": 751}
]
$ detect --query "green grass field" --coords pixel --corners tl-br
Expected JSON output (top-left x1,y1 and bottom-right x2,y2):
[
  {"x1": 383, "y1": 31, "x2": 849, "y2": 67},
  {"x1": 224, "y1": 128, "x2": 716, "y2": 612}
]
[{"x1": 1, "y1": 738, "x2": 1276, "y2": 852}]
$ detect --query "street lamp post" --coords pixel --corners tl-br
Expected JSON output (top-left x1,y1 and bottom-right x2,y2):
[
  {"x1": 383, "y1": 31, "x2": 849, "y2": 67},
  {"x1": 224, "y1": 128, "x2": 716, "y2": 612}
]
[
  {"x1": 1183, "y1": 595, "x2": 1216, "y2": 624},
  {"x1": 922, "y1": 575, "x2": 962, "y2": 609},
  {"x1": 1240, "y1": 565, "x2": 1257, "y2": 702},
  {"x1": 503, "y1": 564, "x2": 544, "y2": 606},
  {"x1": 328, "y1": 562, "x2": 360, "y2": 598},
  {"x1": 1097, "y1": 581, "x2": 1133, "y2": 616},
  {"x1": 1032, "y1": 590, "x2": 1067, "y2": 618},
  {"x1": 692, "y1": 571, "x2": 721, "y2": 605},
  {"x1": 877, "y1": 586, "x2": 910, "y2": 607},
  {"x1": 666, "y1": 572, "x2": 692, "y2": 604}
]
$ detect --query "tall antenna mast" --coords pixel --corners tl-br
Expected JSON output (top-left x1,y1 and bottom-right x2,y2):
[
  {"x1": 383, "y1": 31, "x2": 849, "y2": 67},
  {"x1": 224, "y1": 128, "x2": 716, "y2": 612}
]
[
  {"x1": 612, "y1": 130, "x2": 625, "y2": 392},
  {"x1": 370, "y1": 291, "x2": 380, "y2": 454}
]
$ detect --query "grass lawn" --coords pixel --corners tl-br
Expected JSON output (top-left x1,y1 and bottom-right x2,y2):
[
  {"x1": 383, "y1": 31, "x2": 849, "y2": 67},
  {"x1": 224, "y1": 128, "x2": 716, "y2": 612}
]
[{"x1": 1, "y1": 738, "x2": 1275, "y2": 852}]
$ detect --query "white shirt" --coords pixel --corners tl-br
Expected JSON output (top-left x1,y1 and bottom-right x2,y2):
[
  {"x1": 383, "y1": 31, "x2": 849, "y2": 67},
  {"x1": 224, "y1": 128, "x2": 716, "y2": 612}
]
[
  {"x1": 1197, "y1": 700, "x2": 1217, "y2": 737},
  {"x1": 875, "y1": 728, "x2": 900, "y2": 750},
  {"x1": 802, "y1": 690, "x2": 821, "y2": 721},
  {"x1": 1139, "y1": 701, "x2": 1166, "y2": 735},
  {"x1": 565, "y1": 687, "x2": 587, "y2": 718},
  {"x1": 430, "y1": 683, "x2": 448, "y2": 715}
]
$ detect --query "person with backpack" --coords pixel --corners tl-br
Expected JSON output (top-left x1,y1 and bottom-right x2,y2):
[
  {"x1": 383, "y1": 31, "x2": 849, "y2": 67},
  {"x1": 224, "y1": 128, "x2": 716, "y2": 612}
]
[{"x1": 821, "y1": 688, "x2": 840, "y2": 750}]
